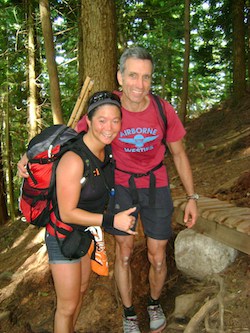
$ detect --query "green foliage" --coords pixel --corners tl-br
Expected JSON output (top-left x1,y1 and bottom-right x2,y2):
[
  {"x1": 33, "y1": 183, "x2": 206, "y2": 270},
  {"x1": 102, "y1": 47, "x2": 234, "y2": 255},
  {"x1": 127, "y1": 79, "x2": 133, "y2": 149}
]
[
  {"x1": 0, "y1": 0, "x2": 80, "y2": 216},
  {"x1": 115, "y1": 0, "x2": 247, "y2": 116},
  {"x1": 116, "y1": 0, "x2": 185, "y2": 106},
  {"x1": 51, "y1": 0, "x2": 79, "y2": 120},
  {"x1": 0, "y1": 0, "x2": 248, "y2": 217}
]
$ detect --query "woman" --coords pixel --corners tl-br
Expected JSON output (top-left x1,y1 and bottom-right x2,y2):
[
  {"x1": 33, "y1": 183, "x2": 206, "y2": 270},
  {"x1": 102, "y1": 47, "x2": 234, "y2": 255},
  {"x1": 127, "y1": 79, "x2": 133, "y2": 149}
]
[{"x1": 18, "y1": 91, "x2": 136, "y2": 333}]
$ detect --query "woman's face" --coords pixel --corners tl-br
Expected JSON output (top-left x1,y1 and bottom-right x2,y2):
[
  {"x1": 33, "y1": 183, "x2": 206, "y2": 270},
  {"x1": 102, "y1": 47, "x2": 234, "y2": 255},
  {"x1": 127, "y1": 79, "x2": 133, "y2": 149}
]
[{"x1": 86, "y1": 104, "x2": 121, "y2": 145}]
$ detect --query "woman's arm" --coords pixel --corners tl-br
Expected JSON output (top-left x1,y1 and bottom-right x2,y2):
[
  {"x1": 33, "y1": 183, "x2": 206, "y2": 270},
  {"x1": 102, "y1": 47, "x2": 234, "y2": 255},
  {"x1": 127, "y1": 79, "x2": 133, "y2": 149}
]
[{"x1": 56, "y1": 151, "x2": 137, "y2": 234}]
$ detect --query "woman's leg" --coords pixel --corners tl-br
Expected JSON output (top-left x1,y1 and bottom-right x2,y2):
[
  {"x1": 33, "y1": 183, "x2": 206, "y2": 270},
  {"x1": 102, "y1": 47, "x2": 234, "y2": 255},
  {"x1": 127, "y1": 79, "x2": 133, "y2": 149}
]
[
  {"x1": 50, "y1": 254, "x2": 91, "y2": 333},
  {"x1": 73, "y1": 254, "x2": 92, "y2": 327}
]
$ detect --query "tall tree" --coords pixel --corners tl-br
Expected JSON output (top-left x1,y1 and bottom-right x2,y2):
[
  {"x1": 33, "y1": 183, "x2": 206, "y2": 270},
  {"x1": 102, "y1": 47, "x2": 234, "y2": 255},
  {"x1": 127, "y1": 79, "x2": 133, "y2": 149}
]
[
  {"x1": 5, "y1": 64, "x2": 15, "y2": 222},
  {"x1": 80, "y1": 0, "x2": 118, "y2": 92},
  {"x1": 27, "y1": 0, "x2": 41, "y2": 139},
  {"x1": 247, "y1": 0, "x2": 250, "y2": 90},
  {"x1": 78, "y1": 0, "x2": 84, "y2": 91},
  {"x1": 179, "y1": 0, "x2": 190, "y2": 123},
  {"x1": 116, "y1": 0, "x2": 186, "y2": 105},
  {"x1": 39, "y1": 0, "x2": 63, "y2": 124},
  {"x1": 232, "y1": 0, "x2": 246, "y2": 100},
  {"x1": 0, "y1": 134, "x2": 8, "y2": 225}
]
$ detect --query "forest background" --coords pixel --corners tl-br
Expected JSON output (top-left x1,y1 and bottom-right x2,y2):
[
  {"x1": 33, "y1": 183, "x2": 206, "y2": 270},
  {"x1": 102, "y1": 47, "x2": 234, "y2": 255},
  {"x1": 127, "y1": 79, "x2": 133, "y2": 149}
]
[
  {"x1": 0, "y1": 1, "x2": 249, "y2": 333},
  {"x1": 0, "y1": 0, "x2": 248, "y2": 222}
]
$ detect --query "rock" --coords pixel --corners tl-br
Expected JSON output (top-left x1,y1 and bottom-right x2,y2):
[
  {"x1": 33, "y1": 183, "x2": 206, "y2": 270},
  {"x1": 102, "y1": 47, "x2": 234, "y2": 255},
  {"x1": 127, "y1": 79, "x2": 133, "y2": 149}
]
[
  {"x1": 174, "y1": 229, "x2": 238, "y2": 280},
  {"x1": 174, "y1": 293, "x2": 201, "y2": 320}
]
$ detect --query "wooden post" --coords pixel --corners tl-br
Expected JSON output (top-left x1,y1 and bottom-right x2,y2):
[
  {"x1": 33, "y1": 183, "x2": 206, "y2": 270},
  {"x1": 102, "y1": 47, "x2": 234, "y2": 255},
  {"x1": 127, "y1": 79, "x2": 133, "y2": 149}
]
[{"x1": 67, "y1": 77, "x2": 94, "y2": 129}]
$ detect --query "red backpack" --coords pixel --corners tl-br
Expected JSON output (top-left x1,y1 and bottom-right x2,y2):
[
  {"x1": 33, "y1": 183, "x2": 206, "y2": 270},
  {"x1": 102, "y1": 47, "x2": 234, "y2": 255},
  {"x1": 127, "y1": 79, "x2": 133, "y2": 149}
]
[{"x1": 19, "y1": 124, "x2": 79, "y2": 227}]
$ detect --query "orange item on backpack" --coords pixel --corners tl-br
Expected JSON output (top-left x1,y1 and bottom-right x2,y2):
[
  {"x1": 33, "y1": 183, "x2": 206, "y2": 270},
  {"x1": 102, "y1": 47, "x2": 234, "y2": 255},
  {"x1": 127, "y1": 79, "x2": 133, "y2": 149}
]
[{"x1": 87, "y1": 226, "x2": 109, "y2": 276}]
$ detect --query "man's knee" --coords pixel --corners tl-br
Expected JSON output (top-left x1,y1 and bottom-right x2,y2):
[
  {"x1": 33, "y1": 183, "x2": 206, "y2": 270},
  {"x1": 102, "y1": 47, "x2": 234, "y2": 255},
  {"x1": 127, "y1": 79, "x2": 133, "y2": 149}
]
[
  {"x1": 117, "y1": 251, "x2": 133, "y2": 266},
  {"x1": 155, "y1": 260, "x2": 165, "y2": 272},
  {"x1": 121, "y1": 256, "x2": 131, "y2": 267},
  {"x1": 116, "y1": 244, "x2": 133, "y2": 267},
  {"x1": 115, "y1": 236, "x2": 134, "y2": 260},
  {"x1": 148, "y1": 251, "x2": 166, "y2": 271}
]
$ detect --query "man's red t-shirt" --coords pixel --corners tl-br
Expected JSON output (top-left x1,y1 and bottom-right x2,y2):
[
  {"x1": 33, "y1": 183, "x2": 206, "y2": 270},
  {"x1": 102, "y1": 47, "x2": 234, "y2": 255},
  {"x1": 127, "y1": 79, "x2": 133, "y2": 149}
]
[{"x1": 76, "y1": 93, "x2": 186, "y2": 189}]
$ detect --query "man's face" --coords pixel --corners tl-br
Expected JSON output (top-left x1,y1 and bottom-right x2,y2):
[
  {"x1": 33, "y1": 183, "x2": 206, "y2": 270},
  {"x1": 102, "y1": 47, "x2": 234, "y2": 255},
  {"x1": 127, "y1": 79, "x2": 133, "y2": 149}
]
[{"x1": 117, "y1": 58, "x2": 153, "y2": 108}]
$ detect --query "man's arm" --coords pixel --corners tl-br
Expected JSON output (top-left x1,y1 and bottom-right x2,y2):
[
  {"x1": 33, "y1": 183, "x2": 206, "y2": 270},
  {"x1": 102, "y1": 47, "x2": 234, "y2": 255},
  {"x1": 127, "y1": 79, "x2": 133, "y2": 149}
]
[
  {"x1": 18, "y1": 115, "x2": 88, "y2": 179},
  {"x1": 17, "y1": 153, "x2": 29, "y2": 178},
  {"x1": 168, "y1": 140, "x2": 198, "y2": 228}
]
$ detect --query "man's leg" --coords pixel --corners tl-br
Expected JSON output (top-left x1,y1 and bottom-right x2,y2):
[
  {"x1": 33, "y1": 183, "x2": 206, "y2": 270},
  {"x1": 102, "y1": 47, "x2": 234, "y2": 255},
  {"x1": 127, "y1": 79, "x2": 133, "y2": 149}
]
[
  {"x1": 115, "y1": 234, "x2": 141, "y2": 333},
  {"x1": 114, "y1": 234, "x2": 134, "y2": 306},
  {"x1": 146, "y1": 237, "x2": 168, "y2": 333},
  {"x1": 147, "y1": 237, "x2": 168, "y2": 299}
]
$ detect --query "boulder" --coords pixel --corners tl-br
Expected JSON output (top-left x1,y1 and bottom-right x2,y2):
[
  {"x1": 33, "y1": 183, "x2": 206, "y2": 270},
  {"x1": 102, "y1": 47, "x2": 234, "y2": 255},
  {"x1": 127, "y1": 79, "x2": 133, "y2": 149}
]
[{"x1": 174, "y1": 229, "x2": 237, "y2": 280}]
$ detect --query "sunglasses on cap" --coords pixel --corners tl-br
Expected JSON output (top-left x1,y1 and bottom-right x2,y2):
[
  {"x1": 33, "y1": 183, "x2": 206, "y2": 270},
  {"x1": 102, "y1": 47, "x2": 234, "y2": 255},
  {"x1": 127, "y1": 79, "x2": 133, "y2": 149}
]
[{"x1": 87, "y1": 91, "x2": 121, "y2": 114}]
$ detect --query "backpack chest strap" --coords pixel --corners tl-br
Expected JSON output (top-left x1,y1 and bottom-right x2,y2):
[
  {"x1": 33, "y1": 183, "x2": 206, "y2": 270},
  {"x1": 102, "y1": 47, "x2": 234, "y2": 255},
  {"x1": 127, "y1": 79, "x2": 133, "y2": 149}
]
[{"x1": 115, "y1": 161, "x2": 163, "y2": 206}]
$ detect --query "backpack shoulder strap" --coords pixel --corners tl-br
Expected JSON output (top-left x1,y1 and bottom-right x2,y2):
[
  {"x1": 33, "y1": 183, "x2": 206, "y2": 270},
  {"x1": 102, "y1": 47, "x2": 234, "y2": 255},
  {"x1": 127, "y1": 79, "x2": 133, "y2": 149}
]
[
  {"x1": 152, "y1": 94, "x2": 168, "y2": 153},
  {"x1": 69, "y1": 134, "x2": 91, "y2": 179},
  {"x1": 152, "y1": 94, "x2": 167, "y2": 129}
]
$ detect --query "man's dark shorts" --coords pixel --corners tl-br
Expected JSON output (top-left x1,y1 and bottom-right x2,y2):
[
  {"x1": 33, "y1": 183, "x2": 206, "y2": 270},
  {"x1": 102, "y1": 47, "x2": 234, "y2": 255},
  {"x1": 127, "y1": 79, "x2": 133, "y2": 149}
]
[{"x1": 105, "y1": 185, "x2": 174, "y2": 240}]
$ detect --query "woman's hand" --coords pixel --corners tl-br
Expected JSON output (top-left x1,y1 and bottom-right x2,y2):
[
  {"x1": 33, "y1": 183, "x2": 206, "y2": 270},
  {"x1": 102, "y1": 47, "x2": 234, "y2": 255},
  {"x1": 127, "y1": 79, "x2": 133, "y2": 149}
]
[{"x1": 114, "y1": 207, "x2": 137, "y2": 235}]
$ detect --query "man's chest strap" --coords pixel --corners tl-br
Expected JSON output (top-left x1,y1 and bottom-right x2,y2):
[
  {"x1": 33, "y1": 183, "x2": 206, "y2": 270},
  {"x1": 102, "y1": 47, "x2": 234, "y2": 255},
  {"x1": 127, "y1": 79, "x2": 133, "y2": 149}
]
[{"x1": 115, "y1": 161, "x2": 163, "y2": 206}]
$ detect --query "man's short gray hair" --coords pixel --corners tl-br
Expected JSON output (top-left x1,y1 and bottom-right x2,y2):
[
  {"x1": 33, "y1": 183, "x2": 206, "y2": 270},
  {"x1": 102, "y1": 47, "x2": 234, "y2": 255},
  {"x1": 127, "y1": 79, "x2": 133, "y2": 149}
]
[{"x1": 119, "y1": 46, "x2": 154, "y2": 74}]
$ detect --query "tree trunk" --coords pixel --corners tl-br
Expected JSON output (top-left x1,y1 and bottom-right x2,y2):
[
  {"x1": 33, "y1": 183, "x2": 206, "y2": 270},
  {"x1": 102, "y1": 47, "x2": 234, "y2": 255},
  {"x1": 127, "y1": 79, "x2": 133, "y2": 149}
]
[
  {"x1": 39, "y1": 0, "x2": 64, "y2": 124},
  {"x1": 247, "y1": 0, "x2": 250, "y2": 91},
  {"x1": 80, "y1": 0, "x2": 118, "y2": 93},
  {"x1": 5, "y1": 73, "x2": 15, "y2": 223},
  {"x1": 179, "y1": 0, "x2": 190, "y2": 124},
  {"x1": 27, "y1": 0, "x2": 40, "y2": 139},
  {"x1": 78, "y1": 0, "x2": 84, "y2": 91},
  {"x1": 0, "y1": 138, "x2": 8, "y2": 225},
  {"x1": 232, "y1": 0, "x2": 246, "y2": 100}
]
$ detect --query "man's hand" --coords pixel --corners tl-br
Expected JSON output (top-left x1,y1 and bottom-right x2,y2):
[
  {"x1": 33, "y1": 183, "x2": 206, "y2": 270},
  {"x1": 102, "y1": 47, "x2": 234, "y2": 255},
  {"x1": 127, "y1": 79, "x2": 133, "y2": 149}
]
[
  {"x1": 114, "y1": 207, "x2": 137, "y2": 235},
  {"x1": 17, "y1": 153, "x2": 29, "y2": 178},
  {"x1": 184, "y1": 200, "x2": 198, "y2": 228}
]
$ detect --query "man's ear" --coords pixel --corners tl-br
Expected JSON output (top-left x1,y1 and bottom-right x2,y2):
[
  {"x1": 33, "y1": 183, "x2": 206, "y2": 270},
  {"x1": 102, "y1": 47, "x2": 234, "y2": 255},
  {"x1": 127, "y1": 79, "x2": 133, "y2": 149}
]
[{"x1": 117, "y1": 70, "x2": 122, "y2": 86}]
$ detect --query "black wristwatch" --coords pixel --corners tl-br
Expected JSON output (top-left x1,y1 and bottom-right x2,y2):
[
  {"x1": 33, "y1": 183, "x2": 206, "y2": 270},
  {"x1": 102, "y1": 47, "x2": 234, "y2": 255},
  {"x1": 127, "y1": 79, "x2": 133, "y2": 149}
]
[{"x1": 186, "y1": 193, "x2": 199, "y2": 201}]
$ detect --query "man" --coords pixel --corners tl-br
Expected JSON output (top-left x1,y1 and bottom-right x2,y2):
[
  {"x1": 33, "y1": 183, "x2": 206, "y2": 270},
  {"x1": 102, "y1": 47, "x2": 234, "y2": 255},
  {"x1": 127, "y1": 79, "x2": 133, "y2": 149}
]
[{"x1": 77, "y1": 47, "x2": 198, "y2": 333}]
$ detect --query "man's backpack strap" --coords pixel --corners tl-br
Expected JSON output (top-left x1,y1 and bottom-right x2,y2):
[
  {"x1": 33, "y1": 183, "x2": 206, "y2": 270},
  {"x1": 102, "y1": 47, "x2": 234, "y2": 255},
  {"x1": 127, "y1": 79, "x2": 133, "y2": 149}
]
[
  {"x1": 152, "y1": 94, "x2": 167, "y2": 128},
  {"x1": 152, "y1": 94, "x2": 168, "y2": 153},
  {"x1": 116, "y1": 161, "x2": 163, "y2": 207}
]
